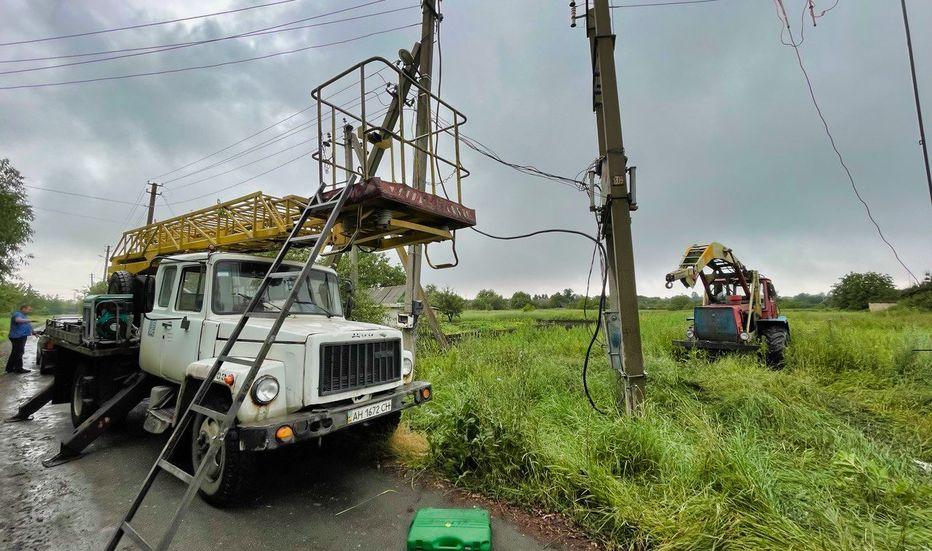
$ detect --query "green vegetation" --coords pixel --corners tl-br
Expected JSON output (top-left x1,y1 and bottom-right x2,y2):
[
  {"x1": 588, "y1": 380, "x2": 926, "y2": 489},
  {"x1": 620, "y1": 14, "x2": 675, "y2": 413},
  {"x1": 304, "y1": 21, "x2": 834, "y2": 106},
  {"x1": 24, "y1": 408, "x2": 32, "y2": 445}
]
[
  {"x1": 405, "y1": 309, "x2": 932, "y2": 549},
  {"x1": 830, "y1": 272, "x2": 899, "y2": 310},
  {"x1": 0, "y1": 158, "x2": 34, "y2": 282}
]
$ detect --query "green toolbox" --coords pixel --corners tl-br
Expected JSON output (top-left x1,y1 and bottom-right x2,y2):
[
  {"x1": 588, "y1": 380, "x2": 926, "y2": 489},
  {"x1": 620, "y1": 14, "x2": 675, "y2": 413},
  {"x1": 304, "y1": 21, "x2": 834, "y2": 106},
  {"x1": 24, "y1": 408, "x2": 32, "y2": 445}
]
[{"x1": 407, "y1": 508, "x2": 492, "y2": 551}]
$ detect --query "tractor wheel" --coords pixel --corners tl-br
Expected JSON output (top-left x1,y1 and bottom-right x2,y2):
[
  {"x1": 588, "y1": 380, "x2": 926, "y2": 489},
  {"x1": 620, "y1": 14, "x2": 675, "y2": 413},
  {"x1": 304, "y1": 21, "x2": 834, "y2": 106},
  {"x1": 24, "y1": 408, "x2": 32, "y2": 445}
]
[
  {"x1": 107, "y1": 270, "x2": 134, "y2": 295},
  {"x1": 761, "y1": 326, "x2": 788, "y2": 369}
]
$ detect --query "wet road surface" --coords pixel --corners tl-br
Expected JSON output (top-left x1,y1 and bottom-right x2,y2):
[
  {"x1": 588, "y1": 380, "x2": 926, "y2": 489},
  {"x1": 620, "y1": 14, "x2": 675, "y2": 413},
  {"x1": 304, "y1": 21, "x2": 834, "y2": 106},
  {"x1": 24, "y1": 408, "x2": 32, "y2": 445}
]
[{"x1": 0, "y1": 337, "x2": 551, "y2": 550}]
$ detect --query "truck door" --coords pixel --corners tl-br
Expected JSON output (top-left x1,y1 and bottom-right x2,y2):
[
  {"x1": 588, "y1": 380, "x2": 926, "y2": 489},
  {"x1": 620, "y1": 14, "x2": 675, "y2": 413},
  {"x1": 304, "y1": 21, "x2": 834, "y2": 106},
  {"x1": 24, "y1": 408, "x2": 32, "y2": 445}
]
[
  {"x1": 140, "y1": 265, "x2": 177, "y2": 379},
  {"x1": 158, "y1": 264, "x2": 207, "y2": 384}
]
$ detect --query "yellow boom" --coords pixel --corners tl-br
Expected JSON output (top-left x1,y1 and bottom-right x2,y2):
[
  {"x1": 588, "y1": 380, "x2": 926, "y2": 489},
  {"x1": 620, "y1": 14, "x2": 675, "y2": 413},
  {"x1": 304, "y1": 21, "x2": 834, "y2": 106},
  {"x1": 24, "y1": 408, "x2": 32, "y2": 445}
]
[{"x1": 108, "y1": 192, "x2": 323, "y2": 275}]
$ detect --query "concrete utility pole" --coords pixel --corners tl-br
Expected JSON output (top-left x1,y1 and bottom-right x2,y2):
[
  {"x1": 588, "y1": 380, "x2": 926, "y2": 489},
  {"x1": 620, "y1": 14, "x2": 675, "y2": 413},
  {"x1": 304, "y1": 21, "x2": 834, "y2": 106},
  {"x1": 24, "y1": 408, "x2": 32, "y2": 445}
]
[
  {"x1": 145, "y1": 180, "x2": 161, "y2": 225},
  {"x1": 402, "y1": 0, "x2": 437, "y2": 353},
  {"x1": 581, "y1": 0, "x2": 646, "y2": 413},
  {"x1": 900, "y1": 0, "x2": 932, "y2": 206}
]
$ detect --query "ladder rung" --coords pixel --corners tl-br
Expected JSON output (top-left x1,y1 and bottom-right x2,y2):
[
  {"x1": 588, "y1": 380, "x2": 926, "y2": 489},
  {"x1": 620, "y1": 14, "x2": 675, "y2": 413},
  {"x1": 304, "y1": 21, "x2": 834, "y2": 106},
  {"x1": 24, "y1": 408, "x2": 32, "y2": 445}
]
[
  {"x1": 308, "y1": 199, "x2": 339, "y2": 212},
  {"x1": 120, "y1": 521, "x2": 153, "y2": 551},
  {"x1": 218, "y1": 355, "x2": 255, "y2": 366},
  {"x1": 289, "y1": 233, "x2": 322, "y2": 245},
  {"x1": 190, "y1": 403, "x2": 225, "y2": 422},
  {"x1": 158, "y1": 459, "x2": 193, "y2": 485}
]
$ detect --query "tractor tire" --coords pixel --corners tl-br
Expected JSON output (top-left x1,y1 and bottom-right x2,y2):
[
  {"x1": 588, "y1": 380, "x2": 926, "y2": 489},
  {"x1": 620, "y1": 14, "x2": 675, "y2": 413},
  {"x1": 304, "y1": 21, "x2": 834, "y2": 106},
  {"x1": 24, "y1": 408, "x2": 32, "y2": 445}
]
[
  {"x1": 190, "y1": 395, "x2": 256, "y2": 507},
  {"x1": 107, "y1": 270, "x2": 134, "y2": 295},
  {"x1": 761, "y1": 326, "x2": 788, "y2": 369}
]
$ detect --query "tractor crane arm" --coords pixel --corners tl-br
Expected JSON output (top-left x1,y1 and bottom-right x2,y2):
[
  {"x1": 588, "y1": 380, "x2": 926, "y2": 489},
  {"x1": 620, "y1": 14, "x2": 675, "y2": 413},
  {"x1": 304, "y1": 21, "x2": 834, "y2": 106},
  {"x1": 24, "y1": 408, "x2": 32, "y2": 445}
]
[{"x1": 664, "y1": 242, "x2": 745, "y2": 289}]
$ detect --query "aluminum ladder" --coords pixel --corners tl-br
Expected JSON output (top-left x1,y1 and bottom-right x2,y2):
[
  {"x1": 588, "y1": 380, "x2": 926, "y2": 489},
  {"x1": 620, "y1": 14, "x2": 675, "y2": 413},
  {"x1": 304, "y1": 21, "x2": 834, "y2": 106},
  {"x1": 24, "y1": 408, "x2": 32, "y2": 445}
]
[{"x1": 105, "y1": 180, "x2": 354, "y2": 551}]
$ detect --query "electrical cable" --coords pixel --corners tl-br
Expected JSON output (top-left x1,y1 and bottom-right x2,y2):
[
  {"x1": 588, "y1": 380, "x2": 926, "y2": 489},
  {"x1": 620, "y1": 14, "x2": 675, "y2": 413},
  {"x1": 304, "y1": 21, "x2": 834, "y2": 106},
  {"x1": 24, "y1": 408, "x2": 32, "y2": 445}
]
[
  {"x1": 0, "y1": 2, "x2": 417, "y2": 75},
  {"x1": 459, "y1": 135, "x2": 587, "y2": 190},
  {"x1": 468, "y1": 225, "x2": 610, "y2": 413},
  {"x1": 0, "y1": 0, "x2": 301, "y2": 47},
  {"x1": 774, "y1": 0, "x2": 920, "y2": 285},
  {"x1": 0, "y1": 23, "x2": 419, "y2": 91}
]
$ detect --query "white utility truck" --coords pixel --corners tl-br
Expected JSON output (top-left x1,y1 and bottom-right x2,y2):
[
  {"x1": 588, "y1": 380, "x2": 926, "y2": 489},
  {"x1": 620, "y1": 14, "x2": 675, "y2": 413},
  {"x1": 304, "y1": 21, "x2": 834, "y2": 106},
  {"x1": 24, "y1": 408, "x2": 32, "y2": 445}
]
[{"x1": 19, "y1": 250, "x2": 431, "y2": 505}]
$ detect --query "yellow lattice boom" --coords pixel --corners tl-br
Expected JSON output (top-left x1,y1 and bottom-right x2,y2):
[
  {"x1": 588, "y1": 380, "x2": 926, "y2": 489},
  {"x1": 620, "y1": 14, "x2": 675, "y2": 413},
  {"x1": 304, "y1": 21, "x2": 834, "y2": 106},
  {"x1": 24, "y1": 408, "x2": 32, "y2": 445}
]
[{"x1": 108, "y1": 192, "x2": 324, "y2": 275}]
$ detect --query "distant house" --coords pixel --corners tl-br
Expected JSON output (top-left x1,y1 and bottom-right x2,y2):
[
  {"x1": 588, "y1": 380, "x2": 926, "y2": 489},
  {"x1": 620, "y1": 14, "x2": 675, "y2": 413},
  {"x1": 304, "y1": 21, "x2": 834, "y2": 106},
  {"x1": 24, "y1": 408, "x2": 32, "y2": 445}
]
[
  {"x1": 367, "y1": 285, "x2": 406, "y2": 324},
  {"x1": 868, "y1": 302, "x2": 896, "y2": 312}
]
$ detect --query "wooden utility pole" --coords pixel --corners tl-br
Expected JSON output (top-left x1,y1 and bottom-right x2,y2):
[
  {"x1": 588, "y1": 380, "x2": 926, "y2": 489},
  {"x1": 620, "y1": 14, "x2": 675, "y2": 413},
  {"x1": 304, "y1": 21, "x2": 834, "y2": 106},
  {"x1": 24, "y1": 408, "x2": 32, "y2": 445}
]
[
  {"x1": 145, "y1": 181, "x2": 161, "y2": 225},
  {"x1": 402, "y1": 0, "x2": 437, "y2": 353},
  {"x1": 582, "y1": 0, "x2": 646, "y2": 413}
]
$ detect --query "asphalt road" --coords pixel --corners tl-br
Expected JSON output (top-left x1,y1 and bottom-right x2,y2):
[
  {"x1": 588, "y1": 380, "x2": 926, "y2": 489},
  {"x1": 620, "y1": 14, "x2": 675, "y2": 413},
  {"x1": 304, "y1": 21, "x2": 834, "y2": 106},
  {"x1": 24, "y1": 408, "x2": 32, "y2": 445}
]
[{"x1": 0, "y1": 337, "x2": 550, "y2": 550}]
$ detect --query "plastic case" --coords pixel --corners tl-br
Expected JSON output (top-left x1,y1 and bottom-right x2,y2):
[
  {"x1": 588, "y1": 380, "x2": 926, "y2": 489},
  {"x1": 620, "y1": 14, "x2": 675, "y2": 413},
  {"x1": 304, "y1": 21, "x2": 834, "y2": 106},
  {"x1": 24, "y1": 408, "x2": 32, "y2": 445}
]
[{"x1": 407, "y1": 508, "x2": 492, "y2": 551}]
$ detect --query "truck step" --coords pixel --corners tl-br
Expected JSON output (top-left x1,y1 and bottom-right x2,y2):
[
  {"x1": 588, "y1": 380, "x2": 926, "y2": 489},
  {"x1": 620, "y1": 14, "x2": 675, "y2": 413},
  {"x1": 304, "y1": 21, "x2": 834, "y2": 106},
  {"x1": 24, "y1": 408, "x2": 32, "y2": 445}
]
[
  {"x1": 306, "y1": 199, "x2": 339, "y2": 212},
  {"x1": 158, "y1": 459, "x2": 193, "y2": 485}
]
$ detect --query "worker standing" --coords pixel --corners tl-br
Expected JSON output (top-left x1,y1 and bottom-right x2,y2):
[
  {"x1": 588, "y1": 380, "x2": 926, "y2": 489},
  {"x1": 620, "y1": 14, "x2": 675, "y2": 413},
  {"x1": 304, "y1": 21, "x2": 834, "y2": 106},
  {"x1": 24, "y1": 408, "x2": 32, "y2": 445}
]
[{"x1": 5, "y1": 304, "x2": 33, "y2": 374}]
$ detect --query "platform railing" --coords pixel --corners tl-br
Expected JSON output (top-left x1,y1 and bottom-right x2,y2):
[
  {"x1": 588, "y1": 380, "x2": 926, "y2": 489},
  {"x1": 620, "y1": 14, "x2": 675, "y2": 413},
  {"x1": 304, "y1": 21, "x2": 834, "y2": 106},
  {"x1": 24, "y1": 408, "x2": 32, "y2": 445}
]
[{"x1": 311, "y1": 56, "x2": 469, "y2": 204}]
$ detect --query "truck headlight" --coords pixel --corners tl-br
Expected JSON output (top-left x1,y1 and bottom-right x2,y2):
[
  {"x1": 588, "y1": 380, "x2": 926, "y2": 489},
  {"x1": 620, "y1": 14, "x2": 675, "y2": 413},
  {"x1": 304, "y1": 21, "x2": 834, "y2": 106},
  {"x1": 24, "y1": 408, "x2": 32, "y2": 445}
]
[
  {"x1": 251, "y1": 376, "x2": 280, "y2": 405},
  {"x1": 686, "y1": 326, "x2": 695, "y2": 339},
  {"x1": 739, "y1": 331, "x2": 750, "y2": 342},
  {"x1": 402, "y1": 357, "x2": 413, "y2": 377}
]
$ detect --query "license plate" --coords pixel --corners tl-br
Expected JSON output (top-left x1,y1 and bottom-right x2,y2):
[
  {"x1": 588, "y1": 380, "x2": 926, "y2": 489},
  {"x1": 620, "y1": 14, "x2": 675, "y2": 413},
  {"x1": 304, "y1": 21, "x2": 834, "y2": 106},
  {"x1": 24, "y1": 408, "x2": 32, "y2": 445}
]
[{"x1": 347, "y1": 399, "x2": 393, "y2": 424}]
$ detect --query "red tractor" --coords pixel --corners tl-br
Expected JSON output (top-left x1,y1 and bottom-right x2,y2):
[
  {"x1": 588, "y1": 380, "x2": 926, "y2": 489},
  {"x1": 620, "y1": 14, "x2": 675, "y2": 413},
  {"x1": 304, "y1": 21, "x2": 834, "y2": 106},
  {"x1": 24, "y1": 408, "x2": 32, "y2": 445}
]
[{"x1": 665, "y1": 243, "x2": 789, "y2": 367}]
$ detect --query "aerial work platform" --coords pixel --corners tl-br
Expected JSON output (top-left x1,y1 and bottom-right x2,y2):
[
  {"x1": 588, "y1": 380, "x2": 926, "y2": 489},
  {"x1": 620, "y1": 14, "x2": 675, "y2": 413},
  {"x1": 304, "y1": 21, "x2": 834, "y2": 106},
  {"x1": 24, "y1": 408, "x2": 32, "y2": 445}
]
[{"x1": 110, "y1": 56, "x2": 473, "y2": 275}]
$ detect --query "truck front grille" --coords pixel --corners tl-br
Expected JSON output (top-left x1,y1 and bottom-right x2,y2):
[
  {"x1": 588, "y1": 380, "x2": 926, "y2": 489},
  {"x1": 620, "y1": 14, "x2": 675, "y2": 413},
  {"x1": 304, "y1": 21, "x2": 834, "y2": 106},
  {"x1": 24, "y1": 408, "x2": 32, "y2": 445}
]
[{"x1": 319, "y1": 340, "x2": 401, "y2": 395}]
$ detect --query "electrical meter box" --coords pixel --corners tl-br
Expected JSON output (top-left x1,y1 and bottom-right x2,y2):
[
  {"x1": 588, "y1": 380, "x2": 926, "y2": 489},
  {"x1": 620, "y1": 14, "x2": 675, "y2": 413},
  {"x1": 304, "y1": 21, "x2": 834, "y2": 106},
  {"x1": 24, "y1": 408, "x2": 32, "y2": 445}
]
[
  {"x1": 407, "y1": 508, "x2": 492, "y2": 551},
  {"x1": 82, "y1": 294, "x2": 134, "y2": 345}
]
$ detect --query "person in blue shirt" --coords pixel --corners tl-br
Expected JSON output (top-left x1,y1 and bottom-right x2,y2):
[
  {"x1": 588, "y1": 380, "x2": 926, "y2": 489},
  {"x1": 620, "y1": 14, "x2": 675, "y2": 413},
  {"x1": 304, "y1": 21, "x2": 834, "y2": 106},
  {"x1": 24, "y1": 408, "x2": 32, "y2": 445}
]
[{"x1": 6, "y1": 304, "x2": 34, "y2": 374}]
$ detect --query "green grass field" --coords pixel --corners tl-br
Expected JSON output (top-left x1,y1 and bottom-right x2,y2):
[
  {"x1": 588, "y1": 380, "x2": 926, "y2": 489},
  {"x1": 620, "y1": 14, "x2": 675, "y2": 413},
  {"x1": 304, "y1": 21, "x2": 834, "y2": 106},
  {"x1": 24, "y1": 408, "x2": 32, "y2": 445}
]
[{"x1": 405, "y1": 309, "x2": 932, "y2": 549}]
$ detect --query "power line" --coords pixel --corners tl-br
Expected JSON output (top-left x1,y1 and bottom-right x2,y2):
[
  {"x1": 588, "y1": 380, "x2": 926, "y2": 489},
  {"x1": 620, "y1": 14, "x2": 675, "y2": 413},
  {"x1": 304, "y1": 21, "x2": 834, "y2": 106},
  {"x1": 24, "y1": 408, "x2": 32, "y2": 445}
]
[
  {"x1": 774, "y1": 0, "x2": 920, "y2": 285},
  {"x1": 0, "y1": 23, "x2": 419, "y2": 91},
  {"x1": 167, "y1": 150, "x2": 313, "y2": 205},
  {"x1": 153, "y1": 106, "x2": 313, "y2": 179},
  {"x1": 460, "y1": 134, "x2": 587, "y2": 190},
  {"x1": 0, "y1": 2, "x2": 416, "y2": 76},
  {"x1": 0, "y1": 0, "x2": 300, "y2": 47},
  {"x1": 34, "y1": 206, "x2": 121, "y2": 224},
  {"x1": 170, "y1": 135, "x2": 317, "y2": 189},
  {"x1": 26, "y1": 185, "x2": 149, "y2": 207},
  {"x1": 610, "y1": 0, "x2": 725, "y2": 7}
]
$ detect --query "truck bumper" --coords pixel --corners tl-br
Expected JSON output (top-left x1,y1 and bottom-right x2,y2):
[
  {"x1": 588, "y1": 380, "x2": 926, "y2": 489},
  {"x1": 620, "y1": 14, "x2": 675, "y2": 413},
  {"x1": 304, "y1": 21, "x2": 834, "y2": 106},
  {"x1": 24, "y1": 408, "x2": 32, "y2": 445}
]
[
  {"x1": 673, "y1": 339, "x2": 759, "y2": 352},
  {"x1": 234, "y1": 381, "x2": 431, "y2": 451}
]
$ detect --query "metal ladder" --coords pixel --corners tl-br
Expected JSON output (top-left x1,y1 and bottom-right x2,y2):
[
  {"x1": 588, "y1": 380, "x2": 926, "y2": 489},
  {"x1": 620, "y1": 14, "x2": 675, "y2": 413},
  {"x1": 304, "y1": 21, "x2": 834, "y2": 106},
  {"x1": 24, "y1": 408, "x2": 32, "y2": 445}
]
[{"x1": 105, "y1": 179, "x2": 356, "y2": 551}]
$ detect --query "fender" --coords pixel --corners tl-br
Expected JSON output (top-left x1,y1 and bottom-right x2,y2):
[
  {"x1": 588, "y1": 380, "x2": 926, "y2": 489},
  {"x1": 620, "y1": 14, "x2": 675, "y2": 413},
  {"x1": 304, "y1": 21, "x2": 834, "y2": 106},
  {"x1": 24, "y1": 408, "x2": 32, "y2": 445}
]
[
  {"x1": 757, "y1": 316, "x2": 790, "y2": 339},
  {"x1": 180, "y1": 358, "x2": 288, "y2": 423}
]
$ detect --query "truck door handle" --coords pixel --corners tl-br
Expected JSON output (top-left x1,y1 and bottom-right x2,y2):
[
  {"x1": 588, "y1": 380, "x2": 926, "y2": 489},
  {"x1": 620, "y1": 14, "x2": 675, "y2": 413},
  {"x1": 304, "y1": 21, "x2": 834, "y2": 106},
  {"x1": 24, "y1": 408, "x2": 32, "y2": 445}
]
[
  {"x1": 162, "y1": 322, "x2": 172, "y2": 328},
  {"x1": 180, "y1": 316, "x2": 190, "y2": 331}
]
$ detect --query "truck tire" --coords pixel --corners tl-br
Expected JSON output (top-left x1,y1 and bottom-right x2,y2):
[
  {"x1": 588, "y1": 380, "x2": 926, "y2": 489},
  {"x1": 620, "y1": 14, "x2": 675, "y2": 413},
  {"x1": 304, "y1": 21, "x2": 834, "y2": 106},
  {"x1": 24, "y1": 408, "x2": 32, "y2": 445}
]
[
  {"x1": 70, "y1": 363, "x2": 100, "y2": 427},
  {"x1": 761, "y1": 326, "x2": 788, "y2": 369},
  {"x1": 190, "y1": 395, "x2": 256, "y2": 507},
  {"x1": 107, "y1": 270, "x2": 134, "y2": 295}
]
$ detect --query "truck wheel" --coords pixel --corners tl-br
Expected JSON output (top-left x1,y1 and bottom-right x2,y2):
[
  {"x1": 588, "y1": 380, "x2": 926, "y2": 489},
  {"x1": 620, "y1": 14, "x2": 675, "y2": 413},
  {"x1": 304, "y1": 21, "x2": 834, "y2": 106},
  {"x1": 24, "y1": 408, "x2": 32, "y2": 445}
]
[
  {"x1": 761, "y1": 326, "x2": 788, "y2": 369},
  {"x1": 70, "y1": 364, "x2": 100, "y2": 427},
  {"x1": 107, "y1": 270, "x2": 134, "y2": 295},
  {"x1": 190, "y1": 397, "x2": 255, "y2": 507}
]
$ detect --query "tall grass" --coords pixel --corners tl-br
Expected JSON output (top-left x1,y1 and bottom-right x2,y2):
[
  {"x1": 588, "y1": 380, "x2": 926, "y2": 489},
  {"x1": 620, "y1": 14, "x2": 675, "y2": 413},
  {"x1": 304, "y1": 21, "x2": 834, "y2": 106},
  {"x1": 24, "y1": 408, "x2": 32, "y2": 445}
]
[{"x1": 406, "y1": 310, "x2": 932, "y2": 549}]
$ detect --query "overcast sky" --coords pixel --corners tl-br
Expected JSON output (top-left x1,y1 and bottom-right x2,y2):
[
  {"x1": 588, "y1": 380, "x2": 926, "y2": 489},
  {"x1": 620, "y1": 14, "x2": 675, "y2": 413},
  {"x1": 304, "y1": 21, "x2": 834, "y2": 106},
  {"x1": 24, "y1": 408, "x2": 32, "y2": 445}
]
[{"x1": 1, "y1": 0, "x2": 929, "y2": 300}]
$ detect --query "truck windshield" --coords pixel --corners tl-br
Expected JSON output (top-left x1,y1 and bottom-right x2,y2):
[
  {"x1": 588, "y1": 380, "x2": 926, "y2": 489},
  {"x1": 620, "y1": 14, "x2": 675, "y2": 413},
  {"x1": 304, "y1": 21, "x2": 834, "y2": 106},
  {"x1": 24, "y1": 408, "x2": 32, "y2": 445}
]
[{"x1": 211, "y1": 260, "x2": 343, "y2": 317}]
